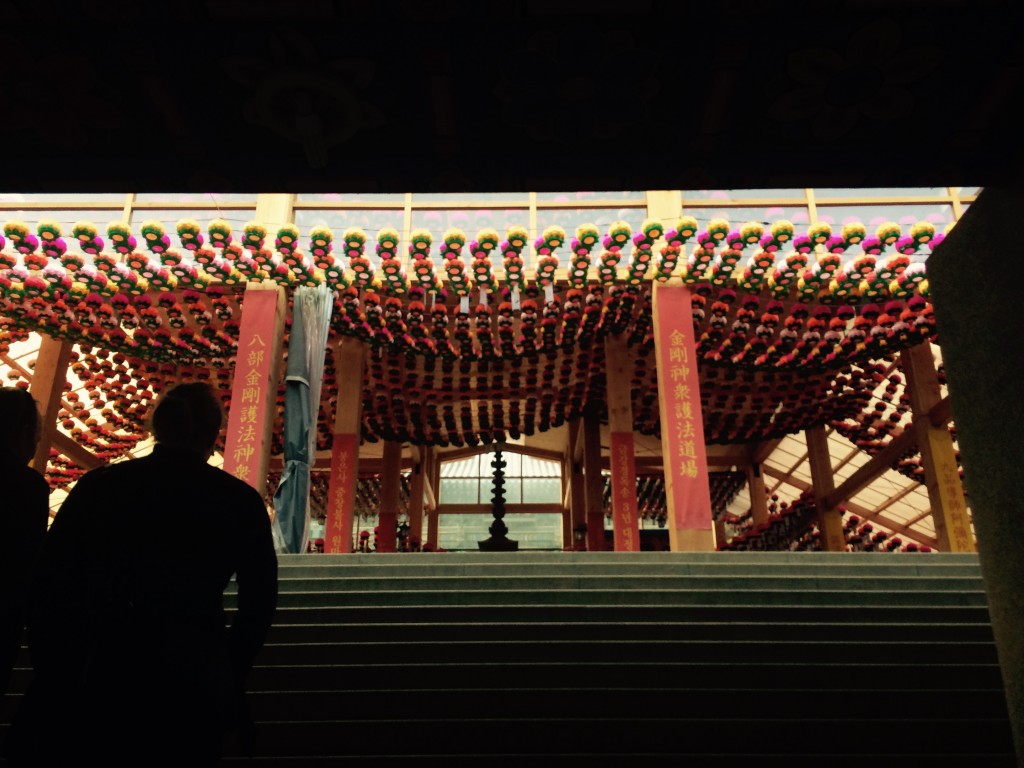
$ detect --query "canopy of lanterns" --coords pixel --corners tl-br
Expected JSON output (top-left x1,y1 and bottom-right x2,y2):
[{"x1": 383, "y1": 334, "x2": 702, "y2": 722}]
[{"x1": 0, "y1": 215, "x2": 942, "y2": 480}]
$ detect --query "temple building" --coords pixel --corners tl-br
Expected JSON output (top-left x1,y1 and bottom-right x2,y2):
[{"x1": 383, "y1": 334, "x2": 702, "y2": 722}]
[{"x1": 0, "y1": 188, "x2": 975, "y2": 555}]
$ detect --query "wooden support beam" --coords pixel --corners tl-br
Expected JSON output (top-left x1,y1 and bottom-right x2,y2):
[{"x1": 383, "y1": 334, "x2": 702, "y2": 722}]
[
  {"x1": 426, "y1": 449, "x2": 441, "y2": 550},
  {"x1": 750, "y1": 438, "x2": 783, "y2": 465},
  {"x1": 761, "y1": 464, "x2": 938, "y2": 548},
  {"x1": 438, "y1": 503, "x2": 564, "y2": 515},
  {"x1": 746, "y1": 463, "x2": 769, "y2": 526},
  {"x1": 28, "y1": 336, "x2": 73, "y2": 474},
  {"x1": 437, "y1": 442, "x2": 565, "y2": 464},
  {"x1": 901, "y1": 344, "x2": 974, "y2": 552},
  {"x1": 567, "y1": 419, "x2": 586, "y2": 550},
  {"x1": 805, "y1": 424, "x2": 847, "y2": 552},
  {"x1": 825, "y1": 427, "x2": 919, "y2": 510},
  {"x1": 929, "y1": 394, "x2": 953, "y2": 428},
  {"x1": 52, "y1": 432, "x2": 103, "y2": 471},
  {"x1": 604, "y1": 333, "x2": 640, "y2": 551}
]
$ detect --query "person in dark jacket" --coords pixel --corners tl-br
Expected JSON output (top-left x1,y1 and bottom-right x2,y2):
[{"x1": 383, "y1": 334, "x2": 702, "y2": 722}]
[
  {"x1": 0, "y1": 388, "x2": 48, "y2": 698},
  {"x1": 10, "y1": 382, "x2": 278, "y2": 766}
]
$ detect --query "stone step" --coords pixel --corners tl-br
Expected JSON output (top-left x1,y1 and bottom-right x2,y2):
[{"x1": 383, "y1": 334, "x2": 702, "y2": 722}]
[
  {"x1": 253, "y1": 638, "x2": 998, "y2": 665},
  {"x1": 245, "y1": 661, "x2": 1006, "y2": 692},
  {"x1": 231, "y1": 716, "x2": 1015, "y2": 759},
  {"x1": 248, "y1": 588, "x2": 989, "y2": 609},
  {"x1": 259, "y1": 575, "x2": 987, "y2": 593},
  {"x1": 242, "y1": 686, "x2": 1013, "y2": 721},
  {"x1": 263, "y1": 619, "x2": 997, "y2": 644},
  {"x1": 261, "y1": 603, "x2": 996, "y2": 625}
]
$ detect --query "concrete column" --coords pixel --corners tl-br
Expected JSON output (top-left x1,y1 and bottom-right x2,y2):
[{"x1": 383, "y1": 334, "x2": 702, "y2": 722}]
[{"x1": 926, "y1": 187, "x2": 1024, "y2": 759}]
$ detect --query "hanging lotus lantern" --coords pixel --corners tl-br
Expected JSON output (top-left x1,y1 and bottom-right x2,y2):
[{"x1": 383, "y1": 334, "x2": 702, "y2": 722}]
[
  {"x1": 910, "y1": 221, "x2": 935, "y2": 248},
  {"x1": 875, "y1": 221, "x2": 901, "y2": 247},
  {"x1": 275, "y1": 223, "x2": 301, "y2": 256},
  {"x1": 208, "y1": 219, "x2": 232, "y2": 249},
  {"x1": 707, "y1": 217, "x2": 730, "y2": 246},
  {"x1": 309, "y1": 225, "x2": 334, "y2": 269},
  {"x1": 770, "y1": 219, "x2": 794, "y2": 249},
  {"x1": 503, "y1": 226, "x2": 529, "y2": 291},
  {"x1": 626, "y1": 244, "x2": 652, "y2": 285},
  {"x1": 168, "y1": 221, "x2": 200, "y2": 256},
  {"x1": 38, "y1": 221, "x2": 67, "y2": 260},
  {"x1": 380, "y1": 253, "x2": 407, "y2": 295},
  {"x1": 139, "y1": 220, "x2": 170, "y2": 255},
  {"x1": 567, "y1": 223, "x2": 597, "y2": 288},
  {"x1": 655, "y1": 244, "x2": 680, "y2": 281},
  {"x1": 841, "y1": 221, "x2": 866, "y2": 248}
]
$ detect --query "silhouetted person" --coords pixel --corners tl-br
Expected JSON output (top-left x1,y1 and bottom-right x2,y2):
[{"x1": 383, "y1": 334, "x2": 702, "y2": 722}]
[
  {"x1": 9, "y1": 383, "x2": 278, "y2": 766},
  {"x1": 0, "y1": 388, "x2": 47, "y2": 698}
]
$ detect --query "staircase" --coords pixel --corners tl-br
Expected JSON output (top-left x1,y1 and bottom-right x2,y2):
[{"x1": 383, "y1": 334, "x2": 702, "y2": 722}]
[
  {"x1": 234, "y1": 551, "x2": 1015, "y2": 766},
  {"x1": 4, "y1": 552, "x2": 1017, "y2": 765}
]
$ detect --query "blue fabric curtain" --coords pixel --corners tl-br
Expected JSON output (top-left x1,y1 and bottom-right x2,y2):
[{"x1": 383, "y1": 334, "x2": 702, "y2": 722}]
[{"x1": 273, "y1": 285, "x2": 333, "y2": 553}]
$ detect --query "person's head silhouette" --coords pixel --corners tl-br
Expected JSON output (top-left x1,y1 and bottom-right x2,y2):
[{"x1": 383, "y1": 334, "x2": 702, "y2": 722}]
[
  {"x1": 150, "y1": 383, "x2": 223, "y2": 459},
  {"x1": 0, "y1": 386, "x2": 41, "y2": 464}
]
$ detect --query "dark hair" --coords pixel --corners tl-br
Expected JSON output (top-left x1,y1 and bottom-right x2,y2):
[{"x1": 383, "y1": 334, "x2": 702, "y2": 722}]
[
  {"x1": 150, "y1": 383, "x2": 223, "y2": 453},
  {"x1": 0, "y1": 386, "x2": 40, "y2": 445}
]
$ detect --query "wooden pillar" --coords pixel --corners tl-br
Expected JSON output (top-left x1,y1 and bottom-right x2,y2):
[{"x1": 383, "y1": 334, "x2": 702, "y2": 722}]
[
  {"x1": 28, "y1": 336, "x2": 73, "y2": 474},
  {"x1": 426, "y1": 448, "x2": 441, "y2": 550},
  {"x1": 561, "y1": 452, "x2": 572, "y2": 550},
  {"x1": 652, "y1": 282, "x2": 714, "y2": 551},
  {"x1": 604, "y1": 333, "x2": 640, "y2": 551},
  {"x1": 713, "y1": 518, "x2": 729, "y2": 549},
  {"x1": 377, "y1": 440, "x2": 402, "y2": 553},
  {"x1": 324, "y1": 337, "x2": 366, "y2": 553},
  {"x1": 568, "y1": 418, "x2": 586, "y2": 550},
  {"x1": 805, "y1": 425, "x2": 846, "y2": 552},
  {"x1": 222, "y1": 282, "x2": 287, "y2": 499},
  {"x1": 926, "y1": 188, "x2": 1024, "y2": 757},
  {"x1": 408, "y1": 447, "x2": 428, "y2": 549},
  {"x1": 747, "y1": 463, "x2": 770, "y2": 527},
  {"x1": 900, "y1": 343, "x2": 974, "y2": 552},
  {"x1": 582, "y1": 406, "x2": 605, "y2": 551}
]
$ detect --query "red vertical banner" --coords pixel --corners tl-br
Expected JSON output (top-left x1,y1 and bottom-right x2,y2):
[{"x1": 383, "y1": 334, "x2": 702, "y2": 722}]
[
  {"x1": 223, "y1": 287, "x2": 281, "y2": 490},
  {"x1": 654, "y1": 284, "x2": 712, "y2": 533},
  {"x1": 324, "y1": 433, "x2": 358, "y2": 553},
  {"x1": 610, "y1": 432, "x2": 640, "y2": 551}
]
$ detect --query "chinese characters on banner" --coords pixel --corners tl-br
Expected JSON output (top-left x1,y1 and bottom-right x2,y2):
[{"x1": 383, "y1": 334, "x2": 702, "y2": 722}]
[
  {"x1": 324, "y1": 433, "x2": 358, "y2": 553},
  {"x1": 936, "y1": 439, "x2": 974, "y2": 551},
  {"x1": 654, "y1": 284, "x2": 713, "y2": 530},
  {"x1": 610, "y1": 432, "x2": 639, "y2": 551},
  {"x1": 222, "y1": 288, "x2": 280, "y2": 489}
]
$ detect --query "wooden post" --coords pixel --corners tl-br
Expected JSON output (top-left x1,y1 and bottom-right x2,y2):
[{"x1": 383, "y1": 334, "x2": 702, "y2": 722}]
[
  {"x1": 28, "y1": 336, "x2": 73, "y2": 474},
  {"x1": 567, "y1": 418, "x2": 586, "y2": 550},
  {"x1": 747, "y1": 463, "x2": 769, "y2": 527},
  {"x1": 324, "y1": 337, "x2": 366, "y2": 553},
  {"x1": 604, "y1": 333, "x2": 640, "y2": 551},
  {"x1": 408, "y1": 446, "x2": 428, "y2": 549},
  {"x1": 377, "y1": 440, "x2": 402, "y2": 552},
  {"x1": 713, "y1": 518, "x2": 729, "y2": 549},
  {"x1": 222, "y1": 282, "x2": 287, "y2": 499},
  {"x1": 426, "y1": 448, "x2": 441, "y2": 550},
  {"x1": 900, "y1": 343, "x2": 974, "y2": 552},
  {"x1": 805, "y1": 425, "x2": 847, "y2": 552},
  {"x1": 583, "y1": 406, "x2": 605, "y2": 551}
]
